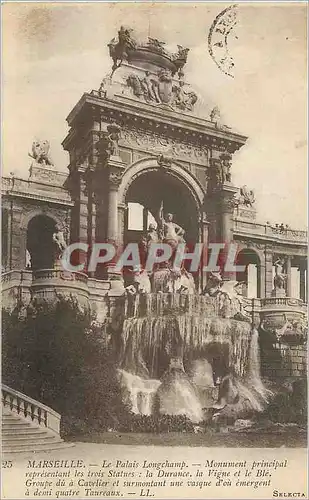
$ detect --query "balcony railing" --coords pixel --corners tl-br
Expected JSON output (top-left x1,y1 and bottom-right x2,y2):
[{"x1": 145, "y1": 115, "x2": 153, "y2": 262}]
[
  {"x1": 233, "y1": 219, "x2": 307, "y2": 243},
  {"x1": 2, "y1": 384, "x2": 61, "y2": 435},
  {"x1": 260, "y1": 297, "x2": 304, "y2": 308}
]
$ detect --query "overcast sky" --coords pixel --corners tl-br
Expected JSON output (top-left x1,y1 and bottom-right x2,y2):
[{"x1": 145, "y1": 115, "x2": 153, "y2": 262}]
[{"x1": 2, "y1": 2, "x2": 307, "y2": 228}]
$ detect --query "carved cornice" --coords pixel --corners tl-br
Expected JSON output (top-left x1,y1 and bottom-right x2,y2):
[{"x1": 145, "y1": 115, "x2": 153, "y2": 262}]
[
  {"x1": 2, "y1": 190, "x2": 73, "y2": 206},
  {"x1": 233, "y1": 233, "x2": 307, "y2": 253},
  {"x1": 63, "y1": 94, "x2": 247, "y2": 154}
]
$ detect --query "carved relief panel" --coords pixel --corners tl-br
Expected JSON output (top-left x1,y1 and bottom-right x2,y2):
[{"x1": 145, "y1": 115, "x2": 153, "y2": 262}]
[{"x1": 120, "y1": 127, "x2": 209, "y2": 167}]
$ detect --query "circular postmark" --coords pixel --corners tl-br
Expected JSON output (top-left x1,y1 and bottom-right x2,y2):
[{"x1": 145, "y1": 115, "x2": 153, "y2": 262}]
[{"x1": 208, "y1": 4, "x2": 238, "y2": 78}]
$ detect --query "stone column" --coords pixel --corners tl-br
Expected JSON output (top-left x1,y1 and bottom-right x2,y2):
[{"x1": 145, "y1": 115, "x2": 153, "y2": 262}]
[
  {"x1": 285, "y1": 255, "x2": 292, "y2": 297},
  {"x1": 299, "y1": 260, "x2": 307, "y2": 302},
  {"x1": 107, "y1": 180, "x2": 119, "y2": 243},
  {"x1": 200, "y1": 212, "x2": 210, "y2": 292},
  {"x1": 106, "y1": 157, "x2": 127, "y2": 294},
  {"x1": 209, "y1": 150, "x2": 238, "y2": 280},
  {"x1": 265, "y1": 247, "x2": 273, "y2": 298},
  {"x1": 11, "y1": 204, "x2": 25, "y2": 270},
  {"x1": 259, "y1": 262, "x2": 266, "y2": 298},
  {"x1": 76, "y1": 168, "x2": 89, "y2": 271},
  {"x1": 143, "y1": 207, "x2": 148, "y2": 233},
  {"x1": 220, "y1": 184, "x2": 238, "y2": 280},
  {"x1": 118, "y1": 203, "x2": 127, "y2": 251}
]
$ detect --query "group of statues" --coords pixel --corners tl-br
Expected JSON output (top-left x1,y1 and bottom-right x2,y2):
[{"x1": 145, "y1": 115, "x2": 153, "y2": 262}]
[
  {"x1": 126, "y1": 69, "x2": 198, "y2": 111},
  {"x1": 141, "y1": 207, "x2": 186, "y2": 253},
  {"x1": 108, "y1": 26, "x2": 190, "y2": 78},
  {"x1": 203, "y1": 271, "x2": 250, "y2": 321},
  {"x1": 125, "y1": 208, "x2": 194, "y2": 296}
]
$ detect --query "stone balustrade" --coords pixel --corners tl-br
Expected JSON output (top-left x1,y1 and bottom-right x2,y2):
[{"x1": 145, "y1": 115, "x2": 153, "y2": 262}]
[
  {"x1": 233, "y1": 218, "x2": 307, "y2": 244},
  {"x1": 2, "y1": 384, "x2": 61, "y2": 435},
  {"x1": 261, "y1": 297, "x2": 304, "y2": 308}
]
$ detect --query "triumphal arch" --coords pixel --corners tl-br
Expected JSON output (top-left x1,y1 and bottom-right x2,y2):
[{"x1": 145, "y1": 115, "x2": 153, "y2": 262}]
[{"x1": 61, "y1": 27, "x2": 247, "y2": 287}]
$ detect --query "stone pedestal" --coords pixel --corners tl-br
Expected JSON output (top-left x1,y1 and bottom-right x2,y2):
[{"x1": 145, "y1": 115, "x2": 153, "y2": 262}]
[
  {"x1": 200, "y1": 212, "x2": 210, "y2": 292},
  {"x1": 271, "y1": 287, "x2": 286, "y2": 298}
]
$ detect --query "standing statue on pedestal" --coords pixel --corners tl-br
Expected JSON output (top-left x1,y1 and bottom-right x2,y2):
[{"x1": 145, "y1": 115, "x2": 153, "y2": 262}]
[
  {"x1": 52, "y1": 225, "x2": 67, "y2": 264},
  {"x1": 26, "y1": 249, "x2": 32, "y2": 270},
  {"x1": 158, "y1": 203, "x2": 185, "y2": 250},
  {"x1": 273, "y1": 258, "x2": 286, "y2": 290}
]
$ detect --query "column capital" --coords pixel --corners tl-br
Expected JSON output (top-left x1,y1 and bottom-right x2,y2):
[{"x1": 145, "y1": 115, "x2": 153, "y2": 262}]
[
  {"x1": 109, "y1": 171, "x2": 123, "y2": 189},
  {"x1": 106, "y1": 156, "x2": 127, "y2": 189}
]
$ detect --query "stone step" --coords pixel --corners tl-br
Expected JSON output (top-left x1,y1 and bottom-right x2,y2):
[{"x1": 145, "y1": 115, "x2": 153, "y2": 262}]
[
  {"x1": 2, "y1": 441, "x2": 74, "y2": 454},
  {"x1": 2, "y1": 403, "x2": 74, "y2": 455},
  {"x1": 2, "y1": 428, "x2": 48, "y2": 437},
  {"x1": 2, "y1": 422, "x2": 33, "y2": 430},
  {"x1": 2, "y1": 414, "x2": 22, "y2": 421},
  {"x1": 2, "y1": 433, "x2": 58, "y2": 444}
]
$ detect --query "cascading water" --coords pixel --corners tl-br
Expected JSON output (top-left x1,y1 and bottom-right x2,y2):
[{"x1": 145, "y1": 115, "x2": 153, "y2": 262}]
[{"x1": 116, "y1": 269, "x2": 270, "y2": 424}]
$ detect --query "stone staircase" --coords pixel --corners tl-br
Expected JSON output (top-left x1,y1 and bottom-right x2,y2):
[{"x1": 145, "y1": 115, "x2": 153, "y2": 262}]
[{"x1": 2, "y1": 385, "x2": 73, "y2": 454}]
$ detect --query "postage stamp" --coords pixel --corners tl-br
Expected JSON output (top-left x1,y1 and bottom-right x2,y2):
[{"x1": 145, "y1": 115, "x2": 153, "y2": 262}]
[{"x1": 208, "y1": 4, "x2": 238, "y2": 78}]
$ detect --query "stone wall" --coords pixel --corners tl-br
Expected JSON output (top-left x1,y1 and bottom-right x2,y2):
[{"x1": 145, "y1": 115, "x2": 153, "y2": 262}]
[{"x1": 261, "y1": 340, "x2": 307, "y2": 380}]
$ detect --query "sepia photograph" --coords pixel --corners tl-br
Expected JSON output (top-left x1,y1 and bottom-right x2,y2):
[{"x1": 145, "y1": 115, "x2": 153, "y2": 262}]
[{"x1": 1, "y1": 2, "x2": 308, "y2": 499}]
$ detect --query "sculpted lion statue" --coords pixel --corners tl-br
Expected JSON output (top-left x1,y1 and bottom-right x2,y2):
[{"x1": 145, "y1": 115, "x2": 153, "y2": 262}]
[{"x1": 29, "y1": 140, "x2": 54, "y2": 166}]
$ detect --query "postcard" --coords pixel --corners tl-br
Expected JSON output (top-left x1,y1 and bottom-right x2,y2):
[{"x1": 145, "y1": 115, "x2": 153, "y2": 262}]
[{"x1": 1, "y1": 2, "x2": 307, "y2": 499}]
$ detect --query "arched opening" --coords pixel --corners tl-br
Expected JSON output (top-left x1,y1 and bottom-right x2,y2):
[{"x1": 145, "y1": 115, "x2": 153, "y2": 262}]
[
  {"x1": 27, "y1": 215, "x2": 57, "y2": 270},
  {"x1": 236, "y1": 248, "x2": 261, "y2": 298},
  {"x1": 124, "y1": 169, "x2": 200, "y2": 247}
]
